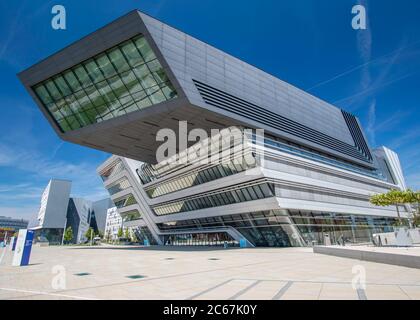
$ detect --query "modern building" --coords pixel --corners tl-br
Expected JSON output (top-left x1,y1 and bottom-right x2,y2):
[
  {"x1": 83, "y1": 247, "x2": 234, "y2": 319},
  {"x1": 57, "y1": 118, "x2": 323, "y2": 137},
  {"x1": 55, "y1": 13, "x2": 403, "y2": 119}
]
[
  {"x1": 31, "y1": 179, "x2": 113, "y2": 244},
  {"x1": 104, "y1": 207, "x2": 122, "y2": 241},
  {"x1": 19, "y1": 10, "x2": 410, "y2": 247},
  {"x1": 32, "y1": 179, "x2": 72, "y2": 243},
  {"x1": 0, "y1": 216, "x2": 29, "y2": 242},
  {"x1": 91, "y1": 198, "x2": 115, "y2": 235}
]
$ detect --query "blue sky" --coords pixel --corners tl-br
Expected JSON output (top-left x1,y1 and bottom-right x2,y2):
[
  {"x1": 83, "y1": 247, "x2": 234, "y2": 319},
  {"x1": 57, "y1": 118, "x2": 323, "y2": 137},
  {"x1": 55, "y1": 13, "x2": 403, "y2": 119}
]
[{"x1": 1, "y1": 0, "x2": 419, "y2": 222}]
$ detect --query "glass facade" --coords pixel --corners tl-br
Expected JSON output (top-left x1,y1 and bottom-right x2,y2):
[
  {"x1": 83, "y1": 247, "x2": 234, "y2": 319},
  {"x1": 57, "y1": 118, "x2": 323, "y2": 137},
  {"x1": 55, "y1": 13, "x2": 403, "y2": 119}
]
[
  {"x1": 158, "y1": 210, "x2": 399, "y2": 247},
  {"x1": 132, "y1": 226, "x2": 157, "y2": 245},
  {"x1": 100, "y1": 160, "x2": 125, "y2": 182},
  {"x1": 137, "y1": 127, "x2": 252, "y2": 184},
  {"x1": 107, "y1": 178, "x2": 131, "y2": 196},
  {"x1": 33, "y1": 35, "x2": 177, "y2": 133},
  {"x1": 114, "y1": 194, "x2": 137, "y2": 208},
  {"x1": 152, "y1": 182, "x2": 274, "y2": 216},
  {"x1": 289, "y1": 210, "x2": 397, "y2": 245},
  {"x1": 158, "y1": 211, "x2": 293, "y2": 247},
  {"x1": 144, "y1": 157, "x2": 257, "y2": 198},
  {"x1": 33, "y1": 228, "x2": 64, "y2": 245},
  {"x1": 120, "y1": 209, "x2": 142, "y2": 222},
  {"x1": 163, "y1": 232, "x2": 237, "y2": 247}
]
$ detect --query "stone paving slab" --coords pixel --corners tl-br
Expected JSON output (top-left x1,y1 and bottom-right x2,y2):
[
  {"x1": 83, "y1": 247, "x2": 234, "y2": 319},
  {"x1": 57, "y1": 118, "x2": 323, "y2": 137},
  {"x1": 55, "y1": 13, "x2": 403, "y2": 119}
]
[
  {"x1": 313, "y1": 245, "x2": 420, "y2": 269},
  {"x1": 1, "y1": 245, "x2": 420, "y2": 300}
]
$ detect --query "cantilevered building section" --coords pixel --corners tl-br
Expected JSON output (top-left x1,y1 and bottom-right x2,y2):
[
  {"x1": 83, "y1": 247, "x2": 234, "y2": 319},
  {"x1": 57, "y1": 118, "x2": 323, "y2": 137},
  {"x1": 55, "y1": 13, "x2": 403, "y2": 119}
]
[{"x1": 20, "y1": 10, "x2": 409, "y2": 247}]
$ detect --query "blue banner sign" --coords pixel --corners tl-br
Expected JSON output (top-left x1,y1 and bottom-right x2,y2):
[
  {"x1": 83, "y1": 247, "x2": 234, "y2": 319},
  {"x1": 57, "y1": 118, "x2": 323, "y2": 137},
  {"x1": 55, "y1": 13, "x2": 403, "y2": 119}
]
[{"x1": 12, "y1": 229, "x2": 34, "y2": 266}]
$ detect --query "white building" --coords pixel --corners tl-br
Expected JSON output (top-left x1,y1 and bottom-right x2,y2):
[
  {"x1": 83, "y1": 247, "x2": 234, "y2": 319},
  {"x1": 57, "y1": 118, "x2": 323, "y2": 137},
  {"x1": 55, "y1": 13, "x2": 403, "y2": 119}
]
[{"x1": 104, "y1": 207, "x2": 122, "y2": 241}]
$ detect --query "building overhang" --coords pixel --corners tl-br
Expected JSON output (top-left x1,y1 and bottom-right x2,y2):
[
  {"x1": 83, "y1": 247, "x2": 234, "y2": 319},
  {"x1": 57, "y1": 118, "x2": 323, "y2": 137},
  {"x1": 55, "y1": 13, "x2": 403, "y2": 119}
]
[{"x1": 19, "y1": 10, "x2": 376, "y2": 168}]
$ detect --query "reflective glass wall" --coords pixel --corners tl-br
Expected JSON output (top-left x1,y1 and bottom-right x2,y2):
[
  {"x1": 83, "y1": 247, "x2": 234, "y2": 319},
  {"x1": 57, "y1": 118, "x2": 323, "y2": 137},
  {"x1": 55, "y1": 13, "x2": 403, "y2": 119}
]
[
  {"x1": 157, "y1": 210, "x2": 399, "y2": 247},
  {"x1": 114, "y1": 194, "x2": 137, "y2": 208},
  {"x1": 33, "y1": 35, "x2": 177, "y2": 132},
  {"x1": 162, "y1": 232, "x2": 237, "y2": 247},
  {"x1": 144, "y1": 157, "x2": 257, "y2": 198},
  {"x1": 132, "y1": 226, "x2": 157, "y2": 245},
  {"x1": 289, "y1": 210, "x2": 397, "y2": 245},
  {"x1": 152, "y1": 182, "x2": 274, "y2": 216}
]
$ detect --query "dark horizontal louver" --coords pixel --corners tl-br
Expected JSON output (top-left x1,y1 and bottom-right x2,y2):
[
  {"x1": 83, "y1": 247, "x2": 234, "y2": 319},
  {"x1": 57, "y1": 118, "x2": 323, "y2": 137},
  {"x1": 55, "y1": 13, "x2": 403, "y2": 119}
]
[
  {"x1": 193, "y1": 80, "x2": 372, "y2": 163},
  {"x1": 341, "y1": 110, "x2": 372, "y2": 161}
]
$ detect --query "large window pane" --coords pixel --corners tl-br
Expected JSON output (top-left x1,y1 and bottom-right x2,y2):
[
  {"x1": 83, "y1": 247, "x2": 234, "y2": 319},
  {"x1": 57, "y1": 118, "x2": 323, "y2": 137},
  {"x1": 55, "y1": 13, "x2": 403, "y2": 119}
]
[
  {"x1": 107, "y1": 48, "x2": 130, "y2": 73},
  {"x1": 45, "y1": 80, "x2": 62, "y2": 101},
  {"x1": 63, "y1": 71, "x2": 81, "y2": 92},
  {"x1": 84, "y1": 60, "x2": 104, "y2": 83},
  {"x1": 121, "y1": 41, "x2": 144, "y2": 68},
  {"x1": 53, "y1": 76, "x2": 72, "y2": 96},
  {"x1": 133, "y1": 64, "x2": 157, "y2": 89},
  {"x1": 32, "y1": 34, "x2": 177, "y2": 133},
  {"x1": 73, "y1": 65, "x2": 92, "y2": 88},
  {"x1": 34, "y1": 85, "x2": 53, "y2": 105},
  {"x1": 96, "y1": 54, "x2": 116, "y2": 78},
  {"x1": 134, "y1": 36, "x2": 156, "y2": 62}
]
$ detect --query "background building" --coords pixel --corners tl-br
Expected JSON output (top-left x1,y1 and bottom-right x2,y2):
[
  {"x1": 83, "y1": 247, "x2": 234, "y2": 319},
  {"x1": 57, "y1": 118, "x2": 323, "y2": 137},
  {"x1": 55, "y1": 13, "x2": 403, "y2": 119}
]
[
  {"x1": 20, "y1": 10, "x2": 411, "y2": 247},
  {"x1": 32, "y1": 179, "x2": 72, "y2": 244},
  {"x1": 0, "y1": 216, "x2": 29, "y2": 242},
  {"x1": 31, "y1": 179, "x2": 113, "y2": 244},
  {"x1": 104, "y1": 207, "x2": 122, "y2": 241}
]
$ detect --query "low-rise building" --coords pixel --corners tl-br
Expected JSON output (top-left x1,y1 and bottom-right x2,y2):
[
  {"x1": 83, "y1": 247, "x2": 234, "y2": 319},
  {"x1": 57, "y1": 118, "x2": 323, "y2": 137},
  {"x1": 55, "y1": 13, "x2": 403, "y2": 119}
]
[
  {"x1": 0, "y1": 216, "x2": 29, "y2": 241},
  {"x1": 104, "y1": 207, "x2": 122, "y2": 241},
  {"x1": 31, "y1": 179, "x2": 113, "y2": 244}
]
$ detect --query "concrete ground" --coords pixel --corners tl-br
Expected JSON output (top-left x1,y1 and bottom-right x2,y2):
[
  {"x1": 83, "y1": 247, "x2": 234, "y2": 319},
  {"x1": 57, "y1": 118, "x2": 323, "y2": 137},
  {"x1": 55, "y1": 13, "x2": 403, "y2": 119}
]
[
  {"x1": 1, "y1": 245, "x2": 420, "y2": 300},
  {"x1": 324, "y1": 245, "x2": 420, "y2": 256}
]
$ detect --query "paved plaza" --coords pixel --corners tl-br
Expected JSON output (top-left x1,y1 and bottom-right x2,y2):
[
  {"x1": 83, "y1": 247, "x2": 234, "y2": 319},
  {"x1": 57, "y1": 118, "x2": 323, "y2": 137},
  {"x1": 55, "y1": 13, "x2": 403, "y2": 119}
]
[{"x1": 1, "y1": 245, "x2": 420, "y2": 300}]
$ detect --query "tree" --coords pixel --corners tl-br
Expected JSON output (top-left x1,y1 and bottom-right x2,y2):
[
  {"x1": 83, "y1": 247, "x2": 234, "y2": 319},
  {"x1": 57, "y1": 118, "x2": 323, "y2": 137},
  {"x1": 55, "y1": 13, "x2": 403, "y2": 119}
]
[
  {"x1": 370, "y1": 189, "x2": 419, "y2": 226},
  {"x1": 63, "y1": 227, "x2": 73, "y2": 244},
  {"x1": 96, "y1": 230, "x2": 104, "y2": 239},
  {"x1": 405, "y1": 190, "x2": 420, "y2": 212},
  {"x1": 117, "y1": 227, "x2": 123, "y2": 239},
  {"x1": 106, "y1": 230, "x2": 112, "y2": 242},
  {"x1": 85, "y1": 227, "x2": 94, "y2": 242},
  {"x1": 124, "y1": 228, "x2": 130, "y2": 240},
  {"x1": 405, "y1": 189, "x2": 420, "y2": 227},
  {"x1": 413, "y1": 214, "x2": 420, "y2": 228}
]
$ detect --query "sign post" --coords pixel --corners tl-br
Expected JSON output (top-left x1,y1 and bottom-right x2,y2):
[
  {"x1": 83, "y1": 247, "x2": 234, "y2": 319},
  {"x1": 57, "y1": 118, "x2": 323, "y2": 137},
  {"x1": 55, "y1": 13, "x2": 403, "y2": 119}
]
[
  {"x1": 12, "y1": 229, "x2": 34, "y2": 267},
  {"x1": 8, "y1": 236, "x2": 17, "y2": 251}
]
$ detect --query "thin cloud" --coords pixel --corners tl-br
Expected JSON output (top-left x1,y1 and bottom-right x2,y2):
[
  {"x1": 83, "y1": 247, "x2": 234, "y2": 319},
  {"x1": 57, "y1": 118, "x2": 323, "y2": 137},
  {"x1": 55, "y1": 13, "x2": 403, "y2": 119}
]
[
  {"x1": 0, "y1": 141, "x2": 109, "y2": 219},
  {"x1": 405, "y1": 172, "x2": 420, "y2": 190},
  {"x1": 366, "y1": 99, "x2": 376, "y2": 146},
  {"x1": 373, "y1": 109, "x2": 411, "y2": 133},
  {"x1": 388, "y1": 128, "x2": 420, "y2": 150},
  {"x1": 357, "y1": 0, "x2": 372, "y2": 90},
  {"x1": 0, "y1": 205, "x2": 39, "y2": 221},
  {"x1": 334, "y1": 70, "x2": 416, "y2": 106},
  {"x1": 0, "y1": 142, "x2": 98, "y2": 179},
  {"x1": 306, "y1": 40, "x2": 420, "y2": 92}
]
